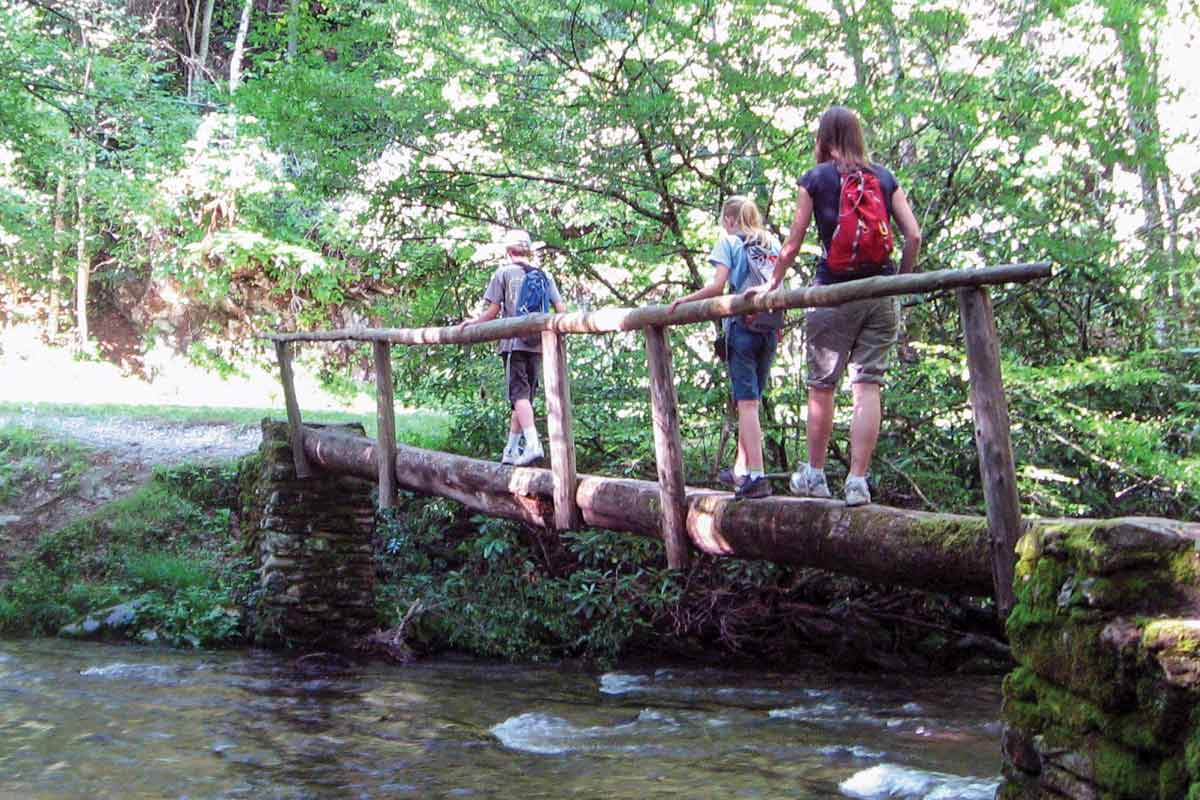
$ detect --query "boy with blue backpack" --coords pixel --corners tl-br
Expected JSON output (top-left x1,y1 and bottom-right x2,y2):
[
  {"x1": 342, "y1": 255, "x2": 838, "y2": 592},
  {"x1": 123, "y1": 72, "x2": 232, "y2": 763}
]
[{"x1": 460, "y1": 229, "x2": 566, "y2": 466}]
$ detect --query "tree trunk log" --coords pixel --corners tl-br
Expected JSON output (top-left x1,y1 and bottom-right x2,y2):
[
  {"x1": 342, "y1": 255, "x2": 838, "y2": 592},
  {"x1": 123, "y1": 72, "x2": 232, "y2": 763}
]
[
  {"x1": 298, "y1": 428, "x2": 1004, "y2": 596},
  {"x1": 645, "y1": 326, "x2": 690, "y2": 569},
  {"x1": 229, "y1": 0, "x2": 253, "y2": 93},
  {"x1": 50, "y1": 174, "x2": 66, "y2": 338},
  {"x1": 287, "y1": 0, "x2": 299, "y2": 61},
  {"x1": 959, "y1": 287, "x2": 1022, "y2": 618},
  {"x1": 373, "y1": 341, "x2": 397, "y2": 509},
  {"x1": 274, "y1": 341, "x2": 312, "y2": 479},
  {"x1": 541, "y1": 331, "x2": 579, "y2": 530},
  {"x1": 297, "y1": 427, "x2": 1200, "y2": 600},
  {"x1": 74, "y1": 170, "x2": 89, "y2": 350}
]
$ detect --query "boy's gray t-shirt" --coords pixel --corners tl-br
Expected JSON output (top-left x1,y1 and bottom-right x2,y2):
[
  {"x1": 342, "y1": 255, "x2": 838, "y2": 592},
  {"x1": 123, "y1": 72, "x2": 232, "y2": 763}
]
[{"x1": 483, "y1": 259, "x2": 563, "y2": 353}]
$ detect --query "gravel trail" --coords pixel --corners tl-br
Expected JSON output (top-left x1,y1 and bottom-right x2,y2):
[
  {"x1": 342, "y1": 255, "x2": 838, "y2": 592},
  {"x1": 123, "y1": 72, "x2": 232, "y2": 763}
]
[{"x1": 0, "y1": 412, "x2": 262, "y2": 467}]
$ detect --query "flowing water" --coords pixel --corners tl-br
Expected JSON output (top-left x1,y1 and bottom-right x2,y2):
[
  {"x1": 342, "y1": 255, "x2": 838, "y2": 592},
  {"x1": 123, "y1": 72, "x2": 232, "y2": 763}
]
[{"x1": 0, "y1": 640, "x2": 1003, "y2": 799}]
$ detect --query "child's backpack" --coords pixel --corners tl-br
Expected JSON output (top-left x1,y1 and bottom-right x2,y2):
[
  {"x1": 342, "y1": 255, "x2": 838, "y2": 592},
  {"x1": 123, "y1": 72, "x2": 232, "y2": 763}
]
[
  {"x1": 515, "y1": 265, "x2": 551, "y2": 316},
  {"x1": 826, "y1": 167, "x2": 894, "y2": 276},
  {"x1": 735, "y1": 235, "x2": 785, "y2": 333},
  {"x1": 514, "y1": 265, "x2": 552, "y2": 347}
]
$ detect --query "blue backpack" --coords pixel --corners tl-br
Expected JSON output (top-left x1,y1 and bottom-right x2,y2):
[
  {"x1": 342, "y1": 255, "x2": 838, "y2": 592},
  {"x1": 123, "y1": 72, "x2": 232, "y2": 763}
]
[{"x1": 516, "y1": 265, "x2": 552, "y2": 316}]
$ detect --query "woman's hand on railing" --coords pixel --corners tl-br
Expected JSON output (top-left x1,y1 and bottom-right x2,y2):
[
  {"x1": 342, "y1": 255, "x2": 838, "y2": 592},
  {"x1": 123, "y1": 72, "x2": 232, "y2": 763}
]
[{"x1": 667, "y1": 299, "x2": 683, "y2": 314}]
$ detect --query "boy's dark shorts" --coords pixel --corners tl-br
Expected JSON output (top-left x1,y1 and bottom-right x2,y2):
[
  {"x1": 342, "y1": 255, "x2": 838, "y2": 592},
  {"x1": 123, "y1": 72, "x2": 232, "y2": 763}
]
[
  {"x1": 727, "y1": 320, "x2": 777, "y2": 401},
  {"x1": 503, "y1": 350, "x2": 541, "y2": 407}
]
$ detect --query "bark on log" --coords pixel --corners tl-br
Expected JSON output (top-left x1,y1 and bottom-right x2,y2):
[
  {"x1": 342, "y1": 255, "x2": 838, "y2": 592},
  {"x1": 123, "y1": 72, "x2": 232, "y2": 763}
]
[
  {"x1": 266, "y1": 263, "x2": 1051, "y2": 345},
  {"x1": 274, "y1": 341, "x2": 312, "y2": 479},
  {"x1": 373, "y1": 341, "x2": 398, "y2": 509},
  {"x1": 299, "y1": 427, "x2": 1200, "y2": 601},
  {"x1": 645, "y1": 325, "x2": 690, "y2": 569},
  {"x1": 959, "y1": 287, "x2": 1022, "y2": 618},
  {"x1": 541, "y1": 331, "x2": 580, "y2": 530},
  {"x1": 299, "y1": 427, "x2": 1008, "y2": 596}
]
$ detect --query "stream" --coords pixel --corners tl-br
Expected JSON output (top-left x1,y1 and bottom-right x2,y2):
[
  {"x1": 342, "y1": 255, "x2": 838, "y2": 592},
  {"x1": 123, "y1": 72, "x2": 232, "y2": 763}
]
[{"x1": 0, "y1": 639, "x2": 1003, "y2": 799}]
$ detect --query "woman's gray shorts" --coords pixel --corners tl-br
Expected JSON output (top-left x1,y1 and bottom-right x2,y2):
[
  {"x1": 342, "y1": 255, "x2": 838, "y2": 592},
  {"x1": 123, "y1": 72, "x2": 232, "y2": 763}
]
[{"x1": 806, "y1": 297, "x2": 899, "y2": 389}]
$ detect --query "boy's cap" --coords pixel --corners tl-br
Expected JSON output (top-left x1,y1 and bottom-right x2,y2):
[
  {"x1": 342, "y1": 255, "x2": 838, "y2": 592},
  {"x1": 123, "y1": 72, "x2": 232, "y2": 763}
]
[{"x1": 502, "y1": 229, "x2": 544, "y2": 251}]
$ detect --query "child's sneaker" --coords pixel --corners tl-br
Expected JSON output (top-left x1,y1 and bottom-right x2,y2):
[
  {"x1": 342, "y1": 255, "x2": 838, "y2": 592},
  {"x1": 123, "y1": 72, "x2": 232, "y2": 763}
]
[
  {"x1": 789, "y1": 465, "x2": 832, "y2": 498},
  {"x1": 735, "y1": 475, "x2": 773, "y2": 499},
  {"x1": 513, "y1": 444, "x2": 544, "y2": 466},
  {"x1": 501, "y1": 445, "x2": 520, "y2": 465},
  {"x1": 844, "y1": 475, "x2": 871, "y2": 507}
]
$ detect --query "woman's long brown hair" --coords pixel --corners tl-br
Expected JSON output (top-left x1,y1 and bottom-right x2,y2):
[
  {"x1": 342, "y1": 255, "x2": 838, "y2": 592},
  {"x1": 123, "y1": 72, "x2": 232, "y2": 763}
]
[{"x1": 814, "y1": 105, "x2": 870, "y2": 169}]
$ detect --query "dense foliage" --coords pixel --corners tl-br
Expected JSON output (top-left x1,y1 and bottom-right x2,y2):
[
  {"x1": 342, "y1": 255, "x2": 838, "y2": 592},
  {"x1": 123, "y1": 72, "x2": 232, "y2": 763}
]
[
  {"x1": 374, "y1": 493, "x2": 1006, "y2": 668},
  {"x1": 1, "y1": 0, "x2": 1196, "y2": 521}
]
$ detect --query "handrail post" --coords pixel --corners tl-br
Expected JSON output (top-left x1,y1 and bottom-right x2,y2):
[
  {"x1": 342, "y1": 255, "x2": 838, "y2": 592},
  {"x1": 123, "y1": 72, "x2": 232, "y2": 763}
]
[
  {"x1": 541, "y1": 331, "x2": 580, "y2": 530},
  {"x1": 373, "y1": 341, "x2": 398, "y2": 510},
  {"x1": 273, "y1": 340, "x2": 312, "y2": 479},
  {"x1": 958, "y1": 286, "x2": 1021, "y2": 618},
  {"x1": 644, "y1": 325, "x2": 690, "y2": 569}
]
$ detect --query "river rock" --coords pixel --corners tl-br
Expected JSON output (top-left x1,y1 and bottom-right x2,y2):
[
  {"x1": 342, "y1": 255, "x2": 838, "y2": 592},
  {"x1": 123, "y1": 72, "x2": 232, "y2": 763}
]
[{"x1": 59, "y1": 596, "x2": 153, "y2": 641}]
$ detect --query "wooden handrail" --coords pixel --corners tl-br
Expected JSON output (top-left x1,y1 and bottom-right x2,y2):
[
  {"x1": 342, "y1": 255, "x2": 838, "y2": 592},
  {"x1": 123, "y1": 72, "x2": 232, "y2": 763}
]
[{"x1": 264, "y1": 263, "x2": 1050, "y2": 345}]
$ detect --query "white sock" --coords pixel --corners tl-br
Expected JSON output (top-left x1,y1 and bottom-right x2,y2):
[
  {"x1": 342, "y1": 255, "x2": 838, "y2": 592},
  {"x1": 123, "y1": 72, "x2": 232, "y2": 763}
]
[
  {"x1": 808, "y1": 464, "x2": 824, "y2": 475},
  {"x1": 734, "y1": 465, "x2": 749, "y2": 477},
  {"x1": 749, "y1": 470, "x2": 765, "y2": 480},
  {"x1": 506, "y1": 432, "x2": 522, "y2": 451},
  {"x1": 523, "y1": 426, "x2": 541, "y2": 451}
]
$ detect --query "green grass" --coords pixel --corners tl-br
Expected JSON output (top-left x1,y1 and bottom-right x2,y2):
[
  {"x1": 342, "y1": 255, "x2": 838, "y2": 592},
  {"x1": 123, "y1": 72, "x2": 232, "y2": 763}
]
[
  {"x1": 0, "y1": 425, "x2": 93, "y2": 505},
  {"x1": 0, "y1": 462, "x2": 253, "y2": 645},
  {"x1": 0, "y1": 400, "x2": 451, "y2": 449},
  {"x1": 122, "y1": 551, "x2": 215, "y2": 592}
]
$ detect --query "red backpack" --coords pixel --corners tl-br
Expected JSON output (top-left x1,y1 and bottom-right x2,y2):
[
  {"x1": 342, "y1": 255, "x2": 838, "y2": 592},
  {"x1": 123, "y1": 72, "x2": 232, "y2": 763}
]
[{"x1": 826, "y1": 167, "x2": 894, "y2": 276}]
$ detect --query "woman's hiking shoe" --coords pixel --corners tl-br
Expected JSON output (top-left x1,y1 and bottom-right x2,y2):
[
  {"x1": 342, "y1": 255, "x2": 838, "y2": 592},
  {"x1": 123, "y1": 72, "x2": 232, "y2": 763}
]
[
  {"x1": 789, "y1": 466, "x2": 831, "y2": 498},
  {"x1": 513, "y1": 445, "x2": 545, "y2": 467},
  {"x1": 735, "y1": 475, "x2": 772, "y2": 499},
  {"x1": 501, "y1": 445, "x2": 520, "y2": 465},
  {"x1": 844, "y1": 475, "x2": 871, "y2": 507},
  {"x1": 718, "y1": 466, "x2": 746, "y2": 490}
]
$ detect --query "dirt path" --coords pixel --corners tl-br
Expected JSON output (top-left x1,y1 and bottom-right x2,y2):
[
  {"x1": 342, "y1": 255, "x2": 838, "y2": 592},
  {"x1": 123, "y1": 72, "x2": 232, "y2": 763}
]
[
  {"x1": 0, "y1": 411, "x2": 262, "y2": 467},
  {"x1": 0, "y1": 412, "x2": 262, "y2": 583}
]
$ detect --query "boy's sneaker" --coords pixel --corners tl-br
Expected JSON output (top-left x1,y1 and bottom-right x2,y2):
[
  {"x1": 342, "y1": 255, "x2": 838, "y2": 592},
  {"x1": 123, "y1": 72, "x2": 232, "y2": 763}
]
[
  {"x1": 844, "y1": 475, "x2": 871, "y2": 507},
  {"x1": 718, "y1": 466, "x2": 746, "y2": 490},
  {"x1": 513, "y1": 445, "x2": 545, "y2": 467},
  {"x1": 789, "y1": 466, "x2": 832, "y2": 498},
  {"x1": 501, "y1": 446, "x2": 520, "y2": 465},
  {"x1": 735, "y1": 475, "x2": 773, "y2": 500}
]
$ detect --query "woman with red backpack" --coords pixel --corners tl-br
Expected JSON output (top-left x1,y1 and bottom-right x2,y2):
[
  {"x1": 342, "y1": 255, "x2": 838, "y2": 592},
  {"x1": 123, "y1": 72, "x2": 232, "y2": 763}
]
[{"x1": 758, "y1": 105, "x2": 922, "y2": 506}]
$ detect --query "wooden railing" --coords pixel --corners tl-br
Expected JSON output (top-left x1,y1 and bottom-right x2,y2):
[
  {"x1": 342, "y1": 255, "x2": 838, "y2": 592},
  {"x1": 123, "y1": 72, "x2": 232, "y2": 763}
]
[{"x1": 265, "y1": 262, "x2": 1050, "y2": 615}]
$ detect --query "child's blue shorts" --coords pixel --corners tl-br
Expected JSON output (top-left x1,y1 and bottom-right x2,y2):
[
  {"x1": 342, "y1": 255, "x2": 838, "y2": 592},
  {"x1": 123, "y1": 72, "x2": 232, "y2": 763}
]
[{"x1": 726, "y1": 320, "x2": 776, "y2": 401}]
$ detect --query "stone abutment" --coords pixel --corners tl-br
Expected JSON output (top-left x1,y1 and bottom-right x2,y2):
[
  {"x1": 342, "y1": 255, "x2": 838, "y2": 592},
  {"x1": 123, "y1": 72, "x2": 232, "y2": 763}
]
[
  {"x1": 240, "y1": 420, "x2": 377, "y2": 649},
  {"x1": 1000, "y1": 518, "x2": 1200, "y2": 799}
]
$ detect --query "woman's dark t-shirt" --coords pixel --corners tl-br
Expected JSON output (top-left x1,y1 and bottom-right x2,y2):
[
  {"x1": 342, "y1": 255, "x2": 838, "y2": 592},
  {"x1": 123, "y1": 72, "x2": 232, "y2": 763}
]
[{"x1": 798, "y1": 161, "x2": 900, "y2": 286}]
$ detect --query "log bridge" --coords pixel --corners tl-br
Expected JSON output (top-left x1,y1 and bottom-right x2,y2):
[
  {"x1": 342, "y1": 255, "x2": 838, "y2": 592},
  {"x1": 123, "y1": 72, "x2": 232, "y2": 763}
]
[
  {"x1": 262, "y1": 264, "x2": 1200, "y2": 800},
  {"x1": 265, "y1": 264, "x2": 1056, "y2": 613}
]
